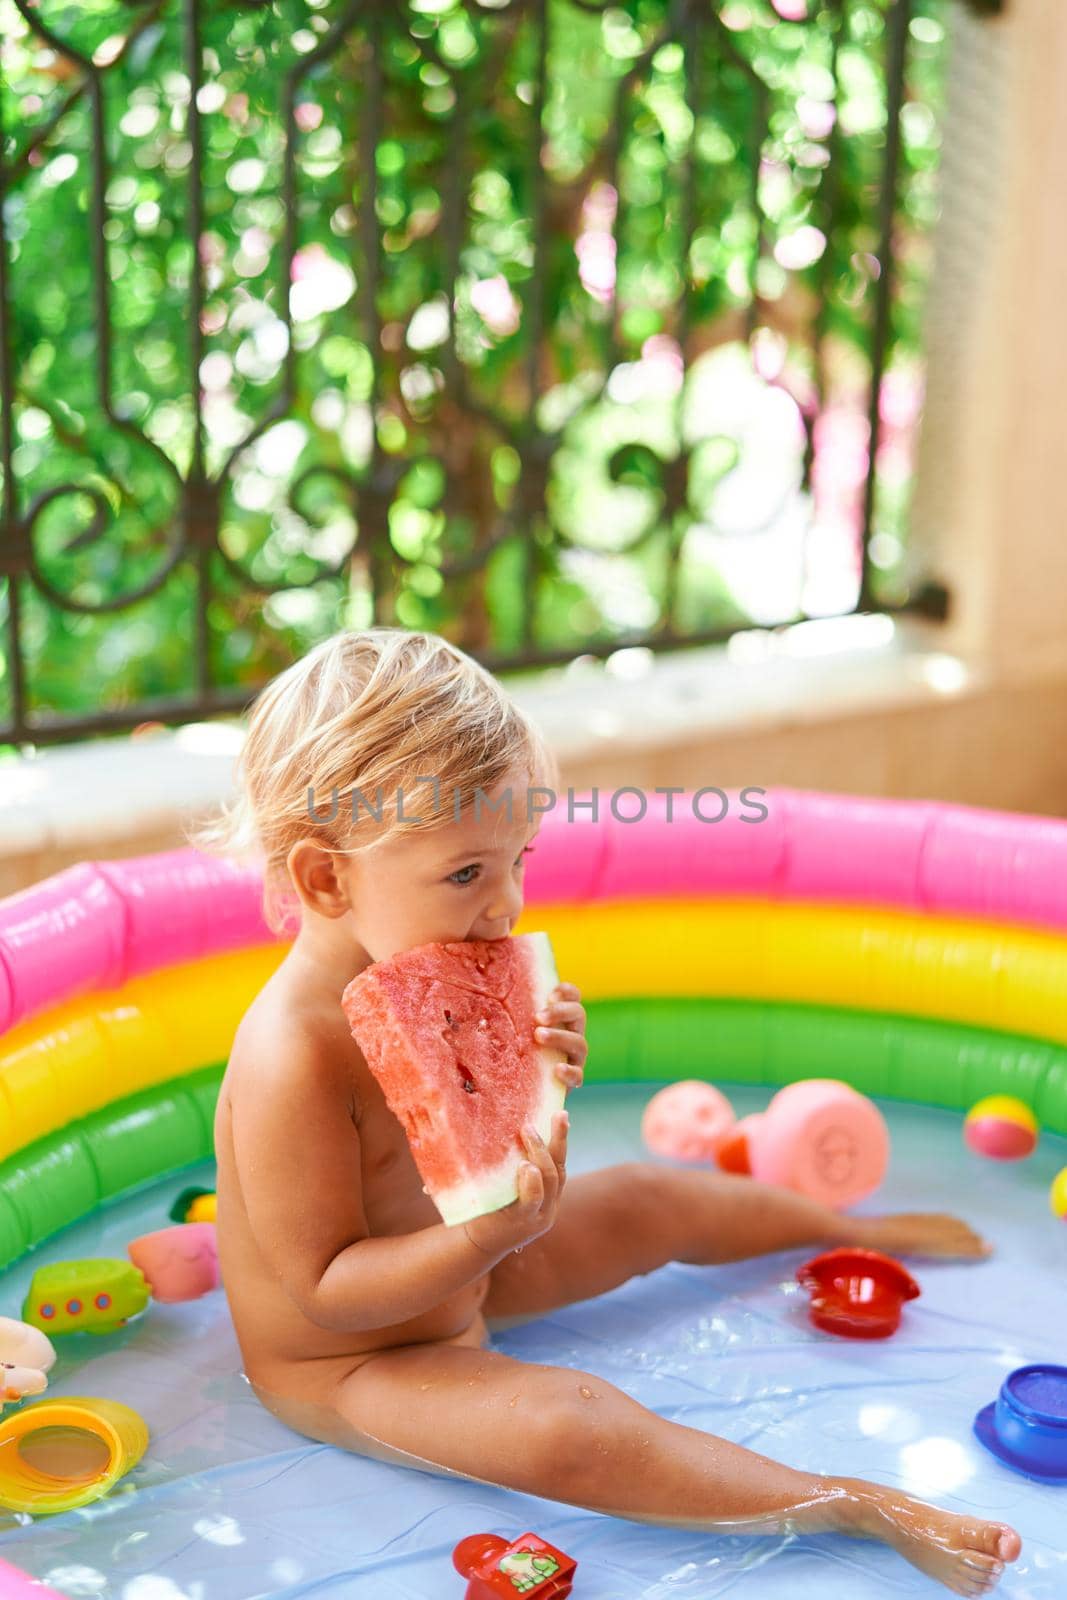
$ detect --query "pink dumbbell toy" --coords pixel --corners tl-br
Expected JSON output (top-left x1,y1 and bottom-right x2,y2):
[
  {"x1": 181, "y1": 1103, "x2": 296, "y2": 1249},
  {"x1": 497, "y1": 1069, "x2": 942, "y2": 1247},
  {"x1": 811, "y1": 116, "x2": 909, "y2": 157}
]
[
  {"x1": 644, "y1": 1078, "x2": 889, "y2": 1208},
  {"x1": 718, "y1": 1080, "x2": 889, "y2": 1209}
]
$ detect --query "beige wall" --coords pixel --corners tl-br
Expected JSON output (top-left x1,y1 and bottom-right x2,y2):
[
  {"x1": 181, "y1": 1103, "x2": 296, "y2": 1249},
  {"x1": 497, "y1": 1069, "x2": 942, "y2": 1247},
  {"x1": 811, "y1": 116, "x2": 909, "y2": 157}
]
[
  {"x1": 911, "y1": 0, "x2": 1067, "y2": 687},
  {"x1": 556, "y1": 671, "x2": 1067, "y2": 819}
]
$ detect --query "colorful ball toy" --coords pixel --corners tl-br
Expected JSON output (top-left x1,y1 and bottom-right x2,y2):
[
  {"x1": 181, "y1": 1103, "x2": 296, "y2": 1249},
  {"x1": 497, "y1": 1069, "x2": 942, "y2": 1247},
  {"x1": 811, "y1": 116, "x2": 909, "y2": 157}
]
[
  {"x1": 963, "y1": 1095, "x2": 1039, "y2": 1161},
  {"x1": 641, "y1": 1080, "x2": 736, "y2": 1162},
  {"x1": 1050, "y1": 1167, "x2": 1067, "y2": 1220}
]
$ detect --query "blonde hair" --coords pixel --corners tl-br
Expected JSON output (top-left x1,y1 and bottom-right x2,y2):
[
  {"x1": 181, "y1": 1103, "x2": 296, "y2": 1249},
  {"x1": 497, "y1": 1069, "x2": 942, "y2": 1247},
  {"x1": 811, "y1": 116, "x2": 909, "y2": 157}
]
[{"x1": 186, "y1": 628, "x2": 560, "y2": 935}]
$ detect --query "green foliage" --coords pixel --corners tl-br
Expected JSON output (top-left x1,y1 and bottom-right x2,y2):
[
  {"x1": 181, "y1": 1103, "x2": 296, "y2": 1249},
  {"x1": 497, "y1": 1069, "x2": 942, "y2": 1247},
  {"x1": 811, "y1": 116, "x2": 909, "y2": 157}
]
[{"x1": 0, "y1": 0, "x2": 954, "y2": 737}]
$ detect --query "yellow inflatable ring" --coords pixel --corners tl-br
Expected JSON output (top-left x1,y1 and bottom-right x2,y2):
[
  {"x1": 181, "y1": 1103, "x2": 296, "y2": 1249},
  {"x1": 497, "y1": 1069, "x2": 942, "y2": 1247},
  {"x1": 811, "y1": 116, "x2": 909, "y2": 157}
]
[
  {"x1": 526, "y1": 899, "x2": 1067, "y2": 1044},
  {"x1": 0, "y1": 1396, "x2": 148, "y2": 1515}
]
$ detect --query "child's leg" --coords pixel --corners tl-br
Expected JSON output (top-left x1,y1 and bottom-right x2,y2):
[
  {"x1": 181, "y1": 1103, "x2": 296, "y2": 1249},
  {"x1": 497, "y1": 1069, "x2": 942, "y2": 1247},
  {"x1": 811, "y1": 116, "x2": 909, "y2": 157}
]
[
  {"x1": 483, "y1": 1162, "x2": 988, "y2": 1330},
  {"x1": 325, "y1": 1340, "x2": 1018, "y2": 1596}
]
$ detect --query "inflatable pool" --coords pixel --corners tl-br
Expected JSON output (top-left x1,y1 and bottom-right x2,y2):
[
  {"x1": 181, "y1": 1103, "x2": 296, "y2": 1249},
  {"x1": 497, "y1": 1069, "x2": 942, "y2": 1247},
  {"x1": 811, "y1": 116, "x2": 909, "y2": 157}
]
[{"x1": 0, "y1": 788, "x2": 1064, "y2": 1597}]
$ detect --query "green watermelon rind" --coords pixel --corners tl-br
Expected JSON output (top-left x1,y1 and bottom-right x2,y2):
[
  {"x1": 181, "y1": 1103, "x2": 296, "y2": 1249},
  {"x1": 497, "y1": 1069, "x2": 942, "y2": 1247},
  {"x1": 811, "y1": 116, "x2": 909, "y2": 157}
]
[{"x1": 434, "y1": 932, "x2": 567, "y2": 1227}]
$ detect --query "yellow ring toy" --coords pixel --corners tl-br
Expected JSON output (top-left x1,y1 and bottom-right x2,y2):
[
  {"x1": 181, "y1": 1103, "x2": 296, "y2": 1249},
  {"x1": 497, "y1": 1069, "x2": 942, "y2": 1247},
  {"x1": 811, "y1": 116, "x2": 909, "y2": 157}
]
[{"x1": 0, "y1": 1396, "x2": 148, "y2": 1515}]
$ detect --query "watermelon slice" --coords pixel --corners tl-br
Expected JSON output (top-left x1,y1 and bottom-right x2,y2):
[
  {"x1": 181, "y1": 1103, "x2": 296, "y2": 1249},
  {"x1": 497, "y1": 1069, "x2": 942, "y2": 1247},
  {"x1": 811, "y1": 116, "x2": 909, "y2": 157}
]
[{"x1": 341, "y1": 933, "x2": 568, "y2": 1227}]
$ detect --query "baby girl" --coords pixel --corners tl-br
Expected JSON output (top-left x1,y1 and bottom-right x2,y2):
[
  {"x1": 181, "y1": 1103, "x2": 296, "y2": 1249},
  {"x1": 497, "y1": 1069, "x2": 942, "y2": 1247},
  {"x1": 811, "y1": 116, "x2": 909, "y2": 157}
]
[{"x1": 197, "y1": 627, "x2": 1020, "y2": 1597}]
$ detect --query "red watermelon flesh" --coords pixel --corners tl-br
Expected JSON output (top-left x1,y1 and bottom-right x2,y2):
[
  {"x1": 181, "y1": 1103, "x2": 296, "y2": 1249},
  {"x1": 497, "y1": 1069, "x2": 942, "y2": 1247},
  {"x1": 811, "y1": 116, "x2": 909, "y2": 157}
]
[{"x1": 341, "y1": 933, "x2": 568, "y2": 1226}]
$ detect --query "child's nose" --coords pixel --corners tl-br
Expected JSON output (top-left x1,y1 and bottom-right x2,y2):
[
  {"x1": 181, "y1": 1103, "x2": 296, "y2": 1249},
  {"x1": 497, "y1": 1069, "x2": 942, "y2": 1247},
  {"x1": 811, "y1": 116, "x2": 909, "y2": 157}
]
[{"x1": 484, "y1": 880, "x2": 523, "y2": 930}]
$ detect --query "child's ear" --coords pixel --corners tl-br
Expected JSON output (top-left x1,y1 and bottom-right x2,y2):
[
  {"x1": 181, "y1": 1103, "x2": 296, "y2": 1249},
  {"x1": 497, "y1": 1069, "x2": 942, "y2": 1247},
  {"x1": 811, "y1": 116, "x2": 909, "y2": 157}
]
[{"x1": 286, "y1": 839, "x2": 351, "y2": 919}]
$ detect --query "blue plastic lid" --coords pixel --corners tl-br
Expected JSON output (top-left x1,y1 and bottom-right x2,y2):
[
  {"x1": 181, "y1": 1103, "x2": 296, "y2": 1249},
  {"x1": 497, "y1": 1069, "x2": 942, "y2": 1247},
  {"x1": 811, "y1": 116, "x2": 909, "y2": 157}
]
[
  {"x1": 1005, "y1": 1365, "x2": 1067, "y2": 1426},
  {"x1": 973, "y1": 1403, "x2": 1067, "y2": 1486}
]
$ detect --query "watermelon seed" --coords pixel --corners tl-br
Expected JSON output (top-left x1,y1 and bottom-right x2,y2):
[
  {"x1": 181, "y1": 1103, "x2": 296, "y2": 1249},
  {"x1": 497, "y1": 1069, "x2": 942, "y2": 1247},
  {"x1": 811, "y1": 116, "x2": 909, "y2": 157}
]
[{"x1": 456, "y1": 1060, "x2": 478, "y2": 1094}]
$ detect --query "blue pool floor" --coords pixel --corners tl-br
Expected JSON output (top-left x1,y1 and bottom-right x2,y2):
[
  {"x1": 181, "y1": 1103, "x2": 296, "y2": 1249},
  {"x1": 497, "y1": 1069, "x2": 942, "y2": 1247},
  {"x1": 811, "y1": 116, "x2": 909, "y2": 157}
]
[{"x1": 1, "y1": 1083, "x2": 1065, "y2": 1599}]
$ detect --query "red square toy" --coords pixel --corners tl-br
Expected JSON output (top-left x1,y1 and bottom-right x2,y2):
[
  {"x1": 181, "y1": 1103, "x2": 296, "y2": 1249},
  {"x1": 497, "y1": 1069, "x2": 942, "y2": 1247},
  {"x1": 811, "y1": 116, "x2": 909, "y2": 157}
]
[{"x1": 453, "y1": 1532, "x2": 578, "y2": 1599}]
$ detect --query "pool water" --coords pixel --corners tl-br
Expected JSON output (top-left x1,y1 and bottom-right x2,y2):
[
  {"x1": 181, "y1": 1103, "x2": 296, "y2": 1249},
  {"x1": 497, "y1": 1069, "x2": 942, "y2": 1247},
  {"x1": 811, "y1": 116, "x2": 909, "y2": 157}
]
[{"x1": 1, "y1": 1084, "x2": 1064, "y2": 1599}]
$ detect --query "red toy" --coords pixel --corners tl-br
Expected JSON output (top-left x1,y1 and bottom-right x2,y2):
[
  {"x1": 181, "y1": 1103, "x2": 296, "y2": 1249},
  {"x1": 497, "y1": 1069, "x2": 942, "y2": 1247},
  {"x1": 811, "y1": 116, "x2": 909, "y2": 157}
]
[
  {"x1": 796, "y1": 1247, "x2": 920, "y2": 1339},
  {"x1": 453, "y1": 1532, "x2": 577, "y2": 1598}
]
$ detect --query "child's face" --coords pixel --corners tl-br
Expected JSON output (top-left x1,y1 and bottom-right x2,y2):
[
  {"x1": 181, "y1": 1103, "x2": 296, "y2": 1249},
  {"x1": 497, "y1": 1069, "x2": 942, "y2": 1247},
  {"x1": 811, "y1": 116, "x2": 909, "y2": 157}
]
[{"x1": 339, "y1": 766, "x2": 543, "y2": 961}]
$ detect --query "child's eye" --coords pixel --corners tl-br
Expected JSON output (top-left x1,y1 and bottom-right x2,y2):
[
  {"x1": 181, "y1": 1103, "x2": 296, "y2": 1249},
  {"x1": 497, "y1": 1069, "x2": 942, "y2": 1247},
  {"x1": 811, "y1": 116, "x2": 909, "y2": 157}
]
[{"x1": 447, "y1": 845, "x2": 535, "y2": 888}]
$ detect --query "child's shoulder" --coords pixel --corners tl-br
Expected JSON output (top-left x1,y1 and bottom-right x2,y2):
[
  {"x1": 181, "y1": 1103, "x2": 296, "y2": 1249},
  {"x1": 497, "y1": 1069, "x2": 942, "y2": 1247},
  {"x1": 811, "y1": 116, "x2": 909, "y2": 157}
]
[{"x1": 227, "y1": 967, "x2": 353, "y2": 1101}]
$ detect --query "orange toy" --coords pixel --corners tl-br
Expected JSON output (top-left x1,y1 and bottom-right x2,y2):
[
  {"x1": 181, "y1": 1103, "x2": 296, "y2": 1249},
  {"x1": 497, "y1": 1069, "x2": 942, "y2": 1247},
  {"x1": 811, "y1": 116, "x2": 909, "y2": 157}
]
[{"x1": 716, "y1": 1113, "x2": 762, "y2": 1174}]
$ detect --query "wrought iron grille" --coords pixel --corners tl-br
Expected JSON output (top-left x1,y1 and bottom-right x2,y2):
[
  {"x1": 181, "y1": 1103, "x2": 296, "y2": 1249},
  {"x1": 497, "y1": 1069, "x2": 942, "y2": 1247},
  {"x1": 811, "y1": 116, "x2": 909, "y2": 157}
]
[{"x1": 0, "y1": 0, "x2": 1000, "y2": 745}]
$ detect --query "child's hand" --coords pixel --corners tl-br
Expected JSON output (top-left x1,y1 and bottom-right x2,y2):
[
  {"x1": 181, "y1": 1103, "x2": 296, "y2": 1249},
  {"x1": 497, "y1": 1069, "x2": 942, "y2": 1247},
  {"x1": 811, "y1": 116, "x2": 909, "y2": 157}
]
[
  {"x1": 463, "y1": 1111, "x2": 569, "y2": 1260},
  {"x1": 534, "y1": 982, "x2": 587, "y2": 1092}
]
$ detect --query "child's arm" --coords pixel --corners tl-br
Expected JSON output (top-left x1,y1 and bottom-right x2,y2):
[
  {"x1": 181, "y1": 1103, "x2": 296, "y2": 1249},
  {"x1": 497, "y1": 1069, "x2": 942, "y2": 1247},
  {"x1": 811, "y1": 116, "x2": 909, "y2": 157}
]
[{"x1": 228, "y1": 1035, "x2": 563, "y2": 1332}]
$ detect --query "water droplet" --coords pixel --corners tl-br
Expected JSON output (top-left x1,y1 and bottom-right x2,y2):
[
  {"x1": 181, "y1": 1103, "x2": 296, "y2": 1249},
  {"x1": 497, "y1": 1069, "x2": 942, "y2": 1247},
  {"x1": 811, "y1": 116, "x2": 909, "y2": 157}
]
[{"x1": 579, "y1": 1385, "x2": 593, "y2": 1399}]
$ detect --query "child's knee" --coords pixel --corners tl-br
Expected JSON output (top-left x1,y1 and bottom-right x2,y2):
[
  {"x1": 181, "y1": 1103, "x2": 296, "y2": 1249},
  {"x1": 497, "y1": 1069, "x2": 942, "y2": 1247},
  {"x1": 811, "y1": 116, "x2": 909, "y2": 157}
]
[{"x1": 513, "y1": 1371, "x2": 641, "y2": 1492}]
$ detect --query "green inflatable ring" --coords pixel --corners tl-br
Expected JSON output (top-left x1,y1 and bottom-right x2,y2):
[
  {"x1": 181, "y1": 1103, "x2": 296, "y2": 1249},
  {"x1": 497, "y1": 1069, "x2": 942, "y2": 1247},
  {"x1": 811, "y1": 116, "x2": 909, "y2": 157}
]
[{"x1": 2, "y1": 996, "x2": 1066, "y2": 1271}]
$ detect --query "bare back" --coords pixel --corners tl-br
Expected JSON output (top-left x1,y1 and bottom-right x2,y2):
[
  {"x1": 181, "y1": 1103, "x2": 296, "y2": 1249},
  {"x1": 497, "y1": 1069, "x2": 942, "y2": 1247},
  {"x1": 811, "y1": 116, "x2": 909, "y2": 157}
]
[{"x1": 214, "y1": 950, "x2": 490, "y2": 1392}]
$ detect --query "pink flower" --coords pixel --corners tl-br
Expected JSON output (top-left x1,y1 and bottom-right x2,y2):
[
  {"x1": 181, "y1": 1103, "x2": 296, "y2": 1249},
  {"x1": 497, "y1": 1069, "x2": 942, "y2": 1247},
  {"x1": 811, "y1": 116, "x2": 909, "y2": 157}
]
[{"x1": 470, "y1": 275, "x2": 521, "y2": 337}]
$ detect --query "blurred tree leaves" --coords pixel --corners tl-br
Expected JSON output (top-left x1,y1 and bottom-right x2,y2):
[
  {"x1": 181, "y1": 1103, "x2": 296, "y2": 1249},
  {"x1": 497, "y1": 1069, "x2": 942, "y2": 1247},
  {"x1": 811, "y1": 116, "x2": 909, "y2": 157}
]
[{"x1": 0, "y1": 0, "x2": 955, "y2": 737}]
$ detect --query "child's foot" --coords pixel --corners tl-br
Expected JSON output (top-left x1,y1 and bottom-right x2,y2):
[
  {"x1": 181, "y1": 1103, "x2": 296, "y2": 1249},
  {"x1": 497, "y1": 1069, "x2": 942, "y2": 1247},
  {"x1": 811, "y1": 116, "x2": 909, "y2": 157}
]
[
  {"x1": 846, "y1": 1483, "x2": 1021, "y2": 1595},
  {"x1": 850, "y1": 1212, "x2": 991, "y2": 1260}
]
